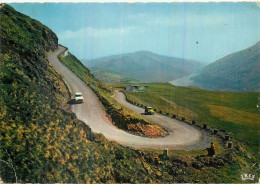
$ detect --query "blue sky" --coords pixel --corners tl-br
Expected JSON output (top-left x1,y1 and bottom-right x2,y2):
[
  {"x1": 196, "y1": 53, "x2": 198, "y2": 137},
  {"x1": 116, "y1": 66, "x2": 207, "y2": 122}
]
[{"x1": 11, "y1": 3, "x2": 260, "y2": 63}]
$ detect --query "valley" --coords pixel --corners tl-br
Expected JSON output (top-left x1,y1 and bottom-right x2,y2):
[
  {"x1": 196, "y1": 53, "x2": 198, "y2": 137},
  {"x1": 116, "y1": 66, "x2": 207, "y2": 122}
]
[{"x1": 83, "y1": 51, "x2": 205, "y2": 83}]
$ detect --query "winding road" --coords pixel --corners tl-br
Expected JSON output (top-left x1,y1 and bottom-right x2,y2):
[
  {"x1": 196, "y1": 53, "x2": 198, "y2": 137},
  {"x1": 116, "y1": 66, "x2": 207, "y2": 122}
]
[{"x1": 48, "y1": 46, "x2": 210, "y2": 150}]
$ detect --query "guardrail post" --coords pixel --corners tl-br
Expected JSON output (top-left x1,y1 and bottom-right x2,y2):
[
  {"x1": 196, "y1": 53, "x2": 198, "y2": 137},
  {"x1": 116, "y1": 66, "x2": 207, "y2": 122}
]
[
  {"x1": 163, "y1": 148, "x2": 168, "y2": 156},
  {"x1": 225, "y1": 134, "x2": 230, "y2": 141},
  {"x1": 228, "y1": 142, "x2": 233, "y2": 148}
]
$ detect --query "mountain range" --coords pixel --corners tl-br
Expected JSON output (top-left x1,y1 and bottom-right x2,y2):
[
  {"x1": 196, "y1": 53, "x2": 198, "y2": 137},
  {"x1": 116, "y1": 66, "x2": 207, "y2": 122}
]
[
  {"x1": 85, "y1": 42, "x2": 259, "y2": 91},
  {"x1": 83, "y1": 51, "x2": 205, "y2": 82}
]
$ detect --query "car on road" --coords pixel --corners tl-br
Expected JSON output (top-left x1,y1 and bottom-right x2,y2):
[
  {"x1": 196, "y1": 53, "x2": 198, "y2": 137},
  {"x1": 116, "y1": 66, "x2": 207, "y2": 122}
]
[
  {"x1": 74, "y1": 92, "x2": 84, "y2": 103},
  {"x1": 145, "y1": 106, "x2": 155, "y2": 115}
]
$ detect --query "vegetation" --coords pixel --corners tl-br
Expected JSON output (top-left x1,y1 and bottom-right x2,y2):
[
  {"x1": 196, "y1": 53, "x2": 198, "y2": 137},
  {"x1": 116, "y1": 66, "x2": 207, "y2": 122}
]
[
  {"x1": 112, "y1": 82, "x2": 260, "y2": 159},
  {"x1": 89, "y1": 66, "x2": 139, "y2": 84},
  {"x1": 58, "y1": 50, "x2": 167, "y2": 138}
]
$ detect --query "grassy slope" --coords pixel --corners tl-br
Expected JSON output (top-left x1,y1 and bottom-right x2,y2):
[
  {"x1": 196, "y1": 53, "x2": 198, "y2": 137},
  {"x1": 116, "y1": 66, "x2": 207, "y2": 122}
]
[
  {"x1": 89, "y1": 66, "x2": 139, "y2": 84},
  {"x1": 113, "y1": 82, "x2": 260, "y2": 158}
]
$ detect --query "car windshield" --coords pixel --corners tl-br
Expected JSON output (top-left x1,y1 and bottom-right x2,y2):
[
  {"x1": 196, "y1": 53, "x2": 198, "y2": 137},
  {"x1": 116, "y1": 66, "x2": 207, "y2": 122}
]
[{"x1": 75, "y1": 94, "x2": 82, "y2": 97}]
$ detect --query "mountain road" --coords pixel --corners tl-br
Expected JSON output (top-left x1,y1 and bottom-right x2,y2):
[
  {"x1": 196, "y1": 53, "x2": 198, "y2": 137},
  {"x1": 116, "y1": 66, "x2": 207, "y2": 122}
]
[{"x1": 49, "y1": 46, "x2": 210, "y2": 150}]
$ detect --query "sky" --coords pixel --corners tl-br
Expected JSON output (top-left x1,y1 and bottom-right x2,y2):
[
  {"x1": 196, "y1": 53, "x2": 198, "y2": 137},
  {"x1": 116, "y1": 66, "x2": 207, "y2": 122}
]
[{"x1": 10, "y1": 3, "x2": 260, "y2": 63}]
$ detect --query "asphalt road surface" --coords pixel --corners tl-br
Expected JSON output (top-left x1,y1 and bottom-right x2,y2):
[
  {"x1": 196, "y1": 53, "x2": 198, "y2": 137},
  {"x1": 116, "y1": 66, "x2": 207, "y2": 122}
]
[{"x1": 49, "y1": 46, "x2": 210, "y2": 150}]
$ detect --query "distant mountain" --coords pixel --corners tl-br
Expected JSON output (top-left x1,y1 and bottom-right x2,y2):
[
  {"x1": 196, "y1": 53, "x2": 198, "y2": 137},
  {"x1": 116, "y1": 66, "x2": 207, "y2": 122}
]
[
  {"x1": 89, "y1": 67, "x2": 139, "y2": 84},
  {"x1": 83, "y1": 51, "x2": 205, "y2": 82},
  {"x1": 191, "y1": 42, "x2": 260, "y2": 91}
]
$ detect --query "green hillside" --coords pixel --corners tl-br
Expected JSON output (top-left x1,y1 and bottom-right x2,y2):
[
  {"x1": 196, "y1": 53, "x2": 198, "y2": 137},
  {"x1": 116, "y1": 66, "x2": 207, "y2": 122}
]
[
  {"x1": 89, "y1": 66, "x2": 139, "y2": 84},
  {"x1": 192, "y1": 42, "x2": 260, "y2": 91},
  {"x1": 83, "y1": 51, "x2": 205, "y2": 82},
  {"x1": 113, "y1": 82, "x2": 260, "y2": 158}
]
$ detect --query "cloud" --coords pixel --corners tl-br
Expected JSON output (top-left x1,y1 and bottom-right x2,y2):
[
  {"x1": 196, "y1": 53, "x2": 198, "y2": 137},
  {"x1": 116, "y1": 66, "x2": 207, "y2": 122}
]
[
  {"x1": 57, "y1": 26, "x2": 139, "y2": 59},
  {"x1": 58, "y1": 26, "x2": 136, "y2": 40}
]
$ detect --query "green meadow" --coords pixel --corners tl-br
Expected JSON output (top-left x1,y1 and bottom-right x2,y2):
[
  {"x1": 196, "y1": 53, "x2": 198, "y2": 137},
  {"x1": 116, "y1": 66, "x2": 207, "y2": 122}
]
[{"x1": 112, "y1": 82, "x2": 260, "y2": 158}]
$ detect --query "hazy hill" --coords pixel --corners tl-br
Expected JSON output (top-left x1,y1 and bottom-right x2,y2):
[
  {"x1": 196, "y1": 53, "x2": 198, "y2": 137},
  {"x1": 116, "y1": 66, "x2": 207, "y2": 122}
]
[
  {"x1": 83, "y1": 51, "x2": 205, "y2": 82},
  {"x1": 191, "y1": 42, "x2": 260, "y2": 91},
  {"x1": 89, "y1": 66, "x2": 139, "y2": 84}
]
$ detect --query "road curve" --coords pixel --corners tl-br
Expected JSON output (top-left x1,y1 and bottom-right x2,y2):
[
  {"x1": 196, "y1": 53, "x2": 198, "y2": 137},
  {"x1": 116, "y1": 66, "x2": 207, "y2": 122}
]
[{"x1": 49, "y1": 46, "x2": 210, "y2": 150}]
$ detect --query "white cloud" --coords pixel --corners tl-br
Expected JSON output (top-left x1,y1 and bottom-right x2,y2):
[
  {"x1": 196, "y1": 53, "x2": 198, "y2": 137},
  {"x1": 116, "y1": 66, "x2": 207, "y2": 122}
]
[{"x1": 58, "y1": 26, "x2": 136, "y2": 40}]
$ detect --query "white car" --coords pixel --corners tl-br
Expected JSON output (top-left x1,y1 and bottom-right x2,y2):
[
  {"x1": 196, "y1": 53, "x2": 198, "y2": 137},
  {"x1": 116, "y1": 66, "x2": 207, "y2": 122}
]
[{"x1": 74, "y1": 92, "x2": 84, "y2": 103}]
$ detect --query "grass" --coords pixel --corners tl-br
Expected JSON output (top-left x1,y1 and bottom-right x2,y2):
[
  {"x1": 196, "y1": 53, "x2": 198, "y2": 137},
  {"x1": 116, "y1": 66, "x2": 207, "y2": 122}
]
[
  {"x1": 142, "y1": 137, "x2": 225, "y2": 157},
  {"x1": 89, "y1": 67, "x2": 139, "y2": 84},
  {"x1": 112, "y1": 82, "x2": 260, "y2": 159}
]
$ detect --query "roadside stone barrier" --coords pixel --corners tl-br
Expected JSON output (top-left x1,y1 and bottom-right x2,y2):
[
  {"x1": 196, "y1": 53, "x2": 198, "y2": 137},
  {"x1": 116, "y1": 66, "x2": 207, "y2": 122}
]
[
  {"x1": 225, "y1": 134, "x2": 230, "y2": 141},
  {"x1": 228, "y1": 142, "x2": 233, "y2": 148}
]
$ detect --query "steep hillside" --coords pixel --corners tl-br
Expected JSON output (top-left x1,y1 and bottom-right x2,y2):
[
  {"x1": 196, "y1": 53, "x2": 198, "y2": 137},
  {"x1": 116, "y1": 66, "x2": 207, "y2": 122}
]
[
  {"x1": 83, "y1": 51, "x2": 205, "y2": 82},
  {"x1": 191, "y1": 42, "x2": 260, "y2": 91},
  {"x1": 0, "y1": 4, "x2": 73, "y2": 181}
]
